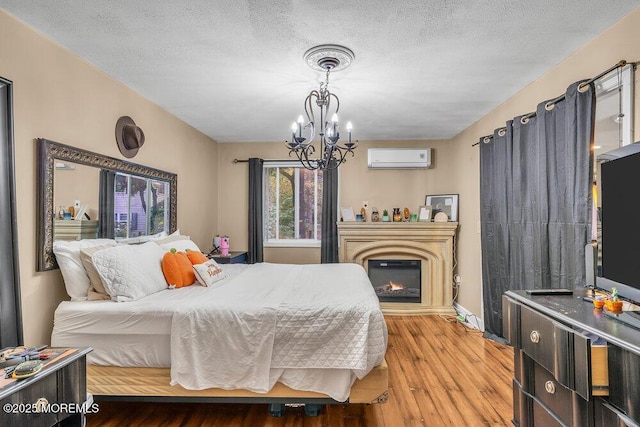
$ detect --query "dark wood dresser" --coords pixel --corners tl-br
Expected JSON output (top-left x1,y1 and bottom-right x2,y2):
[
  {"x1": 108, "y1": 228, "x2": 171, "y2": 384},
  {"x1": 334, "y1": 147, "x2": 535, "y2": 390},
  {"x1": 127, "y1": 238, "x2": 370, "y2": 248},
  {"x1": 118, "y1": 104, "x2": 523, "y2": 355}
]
[
  {"x1": 0, "y1": 347, "x2": 92, "y2": 427},
  {"x1": 503, "y1": 291, "x2": 639, "y2": 426}
]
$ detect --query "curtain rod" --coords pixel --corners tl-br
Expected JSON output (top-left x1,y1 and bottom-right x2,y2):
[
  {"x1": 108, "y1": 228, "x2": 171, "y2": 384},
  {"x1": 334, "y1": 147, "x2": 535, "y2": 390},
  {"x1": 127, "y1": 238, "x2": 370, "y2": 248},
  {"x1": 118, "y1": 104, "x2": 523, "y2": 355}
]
[
  {"x1": 233, "y1": 158, "x2": 301, "y2": 163},
  {"x1": 472, "y1": 59, "x2": 632, "y2": 147}
]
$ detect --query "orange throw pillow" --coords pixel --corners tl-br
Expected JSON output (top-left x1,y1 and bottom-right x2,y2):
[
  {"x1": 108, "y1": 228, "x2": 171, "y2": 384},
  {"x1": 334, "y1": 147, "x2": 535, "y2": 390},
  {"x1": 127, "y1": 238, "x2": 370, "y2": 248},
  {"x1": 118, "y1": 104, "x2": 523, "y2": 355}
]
[
  {"x1": 185, "y1": 249, "x2": 208, "y2": 265},
  {"x1": 161, "y1": 248, "x2": 196, "y2": 288}
]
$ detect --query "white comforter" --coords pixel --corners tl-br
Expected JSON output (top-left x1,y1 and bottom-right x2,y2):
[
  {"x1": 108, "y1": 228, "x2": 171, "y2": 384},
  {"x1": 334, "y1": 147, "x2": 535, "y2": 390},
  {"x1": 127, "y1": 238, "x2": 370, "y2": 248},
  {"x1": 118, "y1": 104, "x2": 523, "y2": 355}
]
[{"x1": 169, "y1": 262, "x2": 387, "y2": 401}]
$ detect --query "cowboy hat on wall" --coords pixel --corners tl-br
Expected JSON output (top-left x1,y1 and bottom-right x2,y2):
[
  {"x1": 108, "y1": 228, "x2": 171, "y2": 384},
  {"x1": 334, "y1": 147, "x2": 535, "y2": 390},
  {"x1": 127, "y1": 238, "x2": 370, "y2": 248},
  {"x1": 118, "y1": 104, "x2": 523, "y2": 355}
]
[{"x1": 115, "y1": 116, "x2": 145, "y2": 158}]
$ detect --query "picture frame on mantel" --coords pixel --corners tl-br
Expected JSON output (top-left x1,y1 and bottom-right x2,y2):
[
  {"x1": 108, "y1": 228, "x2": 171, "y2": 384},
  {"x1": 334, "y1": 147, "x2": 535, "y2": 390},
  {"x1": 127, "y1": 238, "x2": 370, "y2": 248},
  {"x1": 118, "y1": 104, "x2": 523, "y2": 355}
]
[
  {"x1": 341, "y1": 207, "x2": 356, "y2": 222},
  {"x1": 418, "y1": 205, "x2": 432, "y2": 222},
  {"x1": 425, "y1": 194, "x2": 458, "y2": 222}
]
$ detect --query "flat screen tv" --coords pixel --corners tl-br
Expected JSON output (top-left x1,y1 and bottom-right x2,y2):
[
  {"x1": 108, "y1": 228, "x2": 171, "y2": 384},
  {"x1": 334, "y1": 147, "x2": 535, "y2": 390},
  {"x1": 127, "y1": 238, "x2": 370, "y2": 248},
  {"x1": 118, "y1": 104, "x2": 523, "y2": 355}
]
[{"x1": 597, "y1": 142, "x2": 640, "y2": 306}]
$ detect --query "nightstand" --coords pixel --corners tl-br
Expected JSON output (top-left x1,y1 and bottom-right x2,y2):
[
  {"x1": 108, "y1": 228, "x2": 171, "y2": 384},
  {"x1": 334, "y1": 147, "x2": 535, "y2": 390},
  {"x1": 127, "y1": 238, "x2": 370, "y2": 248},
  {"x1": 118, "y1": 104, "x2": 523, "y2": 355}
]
[
  {"x1": 209, "y1": 251, "x2": 248, "y2": 264},
  {"x1": 0, "y1": 347, "x2": 92, "y2": 427}
]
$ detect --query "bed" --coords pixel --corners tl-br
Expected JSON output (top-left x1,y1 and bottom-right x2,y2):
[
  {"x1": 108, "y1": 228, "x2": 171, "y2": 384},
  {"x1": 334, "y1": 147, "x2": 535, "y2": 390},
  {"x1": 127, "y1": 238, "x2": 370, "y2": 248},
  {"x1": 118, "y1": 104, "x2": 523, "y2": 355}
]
[{"x1": 51, "y1": 256, "x2": 389, "y2": 407}]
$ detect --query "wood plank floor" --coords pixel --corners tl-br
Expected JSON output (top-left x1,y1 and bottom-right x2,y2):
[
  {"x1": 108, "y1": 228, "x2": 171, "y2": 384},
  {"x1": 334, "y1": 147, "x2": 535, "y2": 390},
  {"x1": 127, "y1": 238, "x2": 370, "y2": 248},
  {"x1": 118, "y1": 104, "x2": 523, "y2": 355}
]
[{"x1": 87, "y1": 316, "x2": 514, "y2": 426}]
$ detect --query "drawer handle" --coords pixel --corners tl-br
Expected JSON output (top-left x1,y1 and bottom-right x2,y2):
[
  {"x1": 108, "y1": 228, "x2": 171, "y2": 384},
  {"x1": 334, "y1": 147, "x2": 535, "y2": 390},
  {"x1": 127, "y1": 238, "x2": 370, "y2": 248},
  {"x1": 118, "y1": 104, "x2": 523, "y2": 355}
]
[
  {"x1": 529, "y1": 330, "x2": 540, "y2": 344},
  {"x1": 545, "y1": 381, "x2": 556, "y2": 394},
  {"x1": 35, "y1": 397, "x2": 49, "y2": 413}
]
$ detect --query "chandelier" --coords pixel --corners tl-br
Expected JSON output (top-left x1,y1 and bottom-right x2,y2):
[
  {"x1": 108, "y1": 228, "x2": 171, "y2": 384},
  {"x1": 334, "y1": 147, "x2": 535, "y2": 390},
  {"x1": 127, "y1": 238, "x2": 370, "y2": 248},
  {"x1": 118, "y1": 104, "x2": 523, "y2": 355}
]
[{"x1": 286, "y1": 45, "x2": 357, "y2": 170}]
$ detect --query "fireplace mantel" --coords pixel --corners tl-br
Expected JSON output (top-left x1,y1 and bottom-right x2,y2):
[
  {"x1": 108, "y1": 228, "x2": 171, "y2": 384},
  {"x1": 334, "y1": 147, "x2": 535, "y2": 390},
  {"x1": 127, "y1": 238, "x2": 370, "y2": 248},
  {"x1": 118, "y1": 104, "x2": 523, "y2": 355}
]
[{"x1": 338, "y1": 222, "x2": 457, "y2": 315}]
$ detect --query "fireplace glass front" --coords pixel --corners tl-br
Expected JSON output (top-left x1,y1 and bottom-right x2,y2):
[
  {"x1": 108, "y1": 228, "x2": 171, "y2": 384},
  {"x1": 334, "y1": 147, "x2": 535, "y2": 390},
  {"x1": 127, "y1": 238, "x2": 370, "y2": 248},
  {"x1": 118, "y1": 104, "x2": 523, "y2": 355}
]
[{"x1": 368, "y1": 259, "x2": 421, "y2": 303}]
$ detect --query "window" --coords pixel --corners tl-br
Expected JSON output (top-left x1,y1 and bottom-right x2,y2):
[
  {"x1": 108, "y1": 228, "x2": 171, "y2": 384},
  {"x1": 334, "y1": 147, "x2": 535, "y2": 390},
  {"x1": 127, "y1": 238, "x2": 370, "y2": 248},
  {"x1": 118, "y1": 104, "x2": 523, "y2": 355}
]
[
  {"x1": 113, "y1": 172, "x2": 169, "y2": 239},
  {"x1": 263, "y1": 163, "x2": 323, "y2": 247}
]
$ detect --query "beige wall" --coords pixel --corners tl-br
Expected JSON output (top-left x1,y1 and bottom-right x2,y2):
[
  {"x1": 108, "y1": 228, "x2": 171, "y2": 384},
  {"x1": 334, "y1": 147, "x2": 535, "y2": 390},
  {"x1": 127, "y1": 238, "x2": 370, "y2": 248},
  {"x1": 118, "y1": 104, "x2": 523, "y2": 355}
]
[
  {"x1": 217, "y1": 139, "x2": 453, "y2": 264},
  {"x1": 0, "y1": 9, "x2": 219, "y2": 344},
  {"x1": 450, "y1": 8, "x2": 640, "y2": 319}
]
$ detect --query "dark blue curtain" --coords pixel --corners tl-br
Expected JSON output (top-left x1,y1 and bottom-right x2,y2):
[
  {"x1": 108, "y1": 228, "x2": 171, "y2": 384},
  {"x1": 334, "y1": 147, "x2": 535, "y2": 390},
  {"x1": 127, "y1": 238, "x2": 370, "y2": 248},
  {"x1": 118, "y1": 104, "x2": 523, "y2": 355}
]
[
  {"x1": 480, "y1": 82, "x2": 595, "y2": 337},
  {"x1": 99, "y1": 170, "x2": 115, "y2": 239},
  {"x1": 248, "y1": 158, "x2": 264, "y2": 264},
  {"x1": 0, "y1": 78, "x2": 22, "y2": 347},
  {"x1": 321, "y1": 161, "x2": 339, "y2": 263}
]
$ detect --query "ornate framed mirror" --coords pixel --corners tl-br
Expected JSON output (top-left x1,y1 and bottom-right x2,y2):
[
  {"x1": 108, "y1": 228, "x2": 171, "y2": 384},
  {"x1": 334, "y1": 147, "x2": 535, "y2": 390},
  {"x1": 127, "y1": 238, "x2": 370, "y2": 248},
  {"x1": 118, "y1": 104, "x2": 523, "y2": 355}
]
[{"x1": 37, "y1": 138, "x2": 177, "y2": 271}]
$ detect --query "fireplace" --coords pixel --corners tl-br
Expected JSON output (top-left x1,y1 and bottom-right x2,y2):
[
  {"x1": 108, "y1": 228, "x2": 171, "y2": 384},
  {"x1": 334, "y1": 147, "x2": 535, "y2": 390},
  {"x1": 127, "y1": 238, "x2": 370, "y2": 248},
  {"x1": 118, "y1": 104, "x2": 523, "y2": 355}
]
[
  {"x1": 368, "y1": 259, "x2": 421, "y2": 303},
  {"x1": 339, "y1": 222, "x2": 457, "y2": 315}
]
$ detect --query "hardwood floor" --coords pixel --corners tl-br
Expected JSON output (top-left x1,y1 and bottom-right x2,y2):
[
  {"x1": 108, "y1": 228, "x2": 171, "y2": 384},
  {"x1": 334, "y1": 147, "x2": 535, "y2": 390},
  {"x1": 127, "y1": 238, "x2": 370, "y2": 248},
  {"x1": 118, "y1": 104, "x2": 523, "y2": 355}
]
[{"x1": 87, "y1": 316, "x2": 514, "y2": 426}]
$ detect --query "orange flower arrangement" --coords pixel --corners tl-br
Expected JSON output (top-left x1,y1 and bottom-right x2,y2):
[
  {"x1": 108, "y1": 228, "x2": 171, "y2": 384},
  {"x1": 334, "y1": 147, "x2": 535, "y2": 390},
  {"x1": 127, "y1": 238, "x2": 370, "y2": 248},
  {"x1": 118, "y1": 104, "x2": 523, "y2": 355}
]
[{"x1": 605, "y1": 287, "x2": 623, "y2": 312}]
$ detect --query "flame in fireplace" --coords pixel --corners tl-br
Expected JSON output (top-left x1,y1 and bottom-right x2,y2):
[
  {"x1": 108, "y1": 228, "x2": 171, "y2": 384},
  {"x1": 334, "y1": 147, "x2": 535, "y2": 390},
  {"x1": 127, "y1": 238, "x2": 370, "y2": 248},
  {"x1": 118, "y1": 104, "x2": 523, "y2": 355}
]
[{"x1": 389, "y1": 281, "x2": 405, "y2": 291}]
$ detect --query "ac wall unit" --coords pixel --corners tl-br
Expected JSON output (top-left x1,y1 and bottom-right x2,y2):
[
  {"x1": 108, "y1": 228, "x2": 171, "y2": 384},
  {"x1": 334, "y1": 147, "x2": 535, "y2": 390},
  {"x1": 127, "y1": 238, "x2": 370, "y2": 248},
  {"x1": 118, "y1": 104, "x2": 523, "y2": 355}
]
[{"x1": 367, "y1": 148, "x2": 432, "y2": 169}]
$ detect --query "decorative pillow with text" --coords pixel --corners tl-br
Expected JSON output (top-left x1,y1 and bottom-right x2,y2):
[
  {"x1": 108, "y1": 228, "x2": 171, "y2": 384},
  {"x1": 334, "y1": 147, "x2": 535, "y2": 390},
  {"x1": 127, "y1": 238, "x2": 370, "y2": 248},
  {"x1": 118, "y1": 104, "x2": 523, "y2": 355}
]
[{"x1": 193, "y1": 259, "x2": 226, "y2": 287}]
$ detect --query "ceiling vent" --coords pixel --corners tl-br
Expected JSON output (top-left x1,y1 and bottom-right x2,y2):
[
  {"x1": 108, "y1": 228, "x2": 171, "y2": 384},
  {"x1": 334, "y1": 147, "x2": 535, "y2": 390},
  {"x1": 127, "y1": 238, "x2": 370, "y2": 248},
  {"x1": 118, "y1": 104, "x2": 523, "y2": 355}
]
[{"x1": 367, "y1": 148, "x2": 432, "y2": 169}]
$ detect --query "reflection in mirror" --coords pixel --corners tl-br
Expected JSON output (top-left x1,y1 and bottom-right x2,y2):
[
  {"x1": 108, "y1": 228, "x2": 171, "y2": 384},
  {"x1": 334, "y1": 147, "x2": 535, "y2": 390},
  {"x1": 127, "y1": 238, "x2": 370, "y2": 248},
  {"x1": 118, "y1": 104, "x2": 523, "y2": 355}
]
[
  {"x1": 112, "y1": 172, "x2": 169, "y2": 239},
  {"x1": 37, "y1": 139, "x2": 177, "y2": 271}
]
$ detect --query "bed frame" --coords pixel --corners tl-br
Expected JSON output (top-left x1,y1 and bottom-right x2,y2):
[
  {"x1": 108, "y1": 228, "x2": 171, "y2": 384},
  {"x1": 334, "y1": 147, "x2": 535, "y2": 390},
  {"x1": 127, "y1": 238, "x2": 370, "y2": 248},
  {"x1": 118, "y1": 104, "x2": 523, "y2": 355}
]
[{"x1": 87, "y1": 359, "x2": 388, "y2": 407}]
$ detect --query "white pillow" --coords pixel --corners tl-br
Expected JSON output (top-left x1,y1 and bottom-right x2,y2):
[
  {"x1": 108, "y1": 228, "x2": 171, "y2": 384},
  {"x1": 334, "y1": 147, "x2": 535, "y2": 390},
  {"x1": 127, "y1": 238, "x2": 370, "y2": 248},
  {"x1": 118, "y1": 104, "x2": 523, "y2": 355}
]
[
  {"x1": 118, "y1": 231, "x2": 168, "y2": 245},
  {"x1": 53, "y1": 239, "x2": 118, "y2": 301},
  {"x1": 157, "y1": 237, "x2": 201, "y2": 253},
  {"x1": 92, "y1": 241, "x2": 168, "y2": 302},
  {"x1": 79, "y1": 245, "x2": 113, "y2": 301},
  {"x1": 193, "y1": 259, "x2": 227, "y2": 287}
]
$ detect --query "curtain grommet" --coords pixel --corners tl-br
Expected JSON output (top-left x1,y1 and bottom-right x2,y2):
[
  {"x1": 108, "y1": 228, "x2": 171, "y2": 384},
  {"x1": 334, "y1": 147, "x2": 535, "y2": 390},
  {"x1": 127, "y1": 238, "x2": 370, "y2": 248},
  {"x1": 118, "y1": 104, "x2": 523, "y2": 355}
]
[
  {"x1": 483, "y1": 137, "x2": 492, "y2": 144},
  {"x1": 578, "y1": 82, "x2": 590, "y2": 93},
  {"x1": 521, "y1": 116, "x2": 530, "y2": 125},
  {"x1": 545, "y1": 102, "x2": 555, "y2": 111},
  {"x1": 498, "y1": 129, "x2": 507, "y2": 137}
]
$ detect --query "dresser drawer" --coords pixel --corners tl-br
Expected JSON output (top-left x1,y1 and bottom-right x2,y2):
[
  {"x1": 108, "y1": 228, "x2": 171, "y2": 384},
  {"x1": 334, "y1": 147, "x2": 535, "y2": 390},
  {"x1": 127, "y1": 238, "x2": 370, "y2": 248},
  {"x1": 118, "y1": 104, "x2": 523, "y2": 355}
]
[
  {"x1": 533, "y1": 362, "x2": 591, "y2": 426},
  {"x1": 595, "y1": 399, "x2": 640, "y2": 427},
  {"x1": 0, "y1": 349, "x2": 91, "y2": 427},
  {"x1": 0, "y1": 373, "x2": 58, "y2": 427},
  {"x1": 532, "y1": 397, "x2": 564, "y2": 427},
  {"x1": 590, "y1": 339, "x2": 609, "y2": 397},
  {"x1": 520, "y1": 304, "x2": 572, "y2": 387}
]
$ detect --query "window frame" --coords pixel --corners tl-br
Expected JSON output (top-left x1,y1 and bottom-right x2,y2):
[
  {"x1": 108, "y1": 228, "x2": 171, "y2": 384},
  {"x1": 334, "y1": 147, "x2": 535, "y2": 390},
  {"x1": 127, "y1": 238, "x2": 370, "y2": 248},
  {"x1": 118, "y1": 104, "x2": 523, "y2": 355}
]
[{"x1": 262, "y1": 161, "x2": 324, "y2": 248}]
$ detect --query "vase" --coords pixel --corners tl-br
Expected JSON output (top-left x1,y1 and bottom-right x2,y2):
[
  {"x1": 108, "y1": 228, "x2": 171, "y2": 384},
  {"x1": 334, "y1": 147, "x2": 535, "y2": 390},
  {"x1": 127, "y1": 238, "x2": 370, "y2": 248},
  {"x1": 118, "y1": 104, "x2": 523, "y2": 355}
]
[
  {"x1": 382, "y1": 215, "x2": 390, "y2": 222},
  {"x1": 392, "y1": 208, "x2": 402, "y2": 222}
]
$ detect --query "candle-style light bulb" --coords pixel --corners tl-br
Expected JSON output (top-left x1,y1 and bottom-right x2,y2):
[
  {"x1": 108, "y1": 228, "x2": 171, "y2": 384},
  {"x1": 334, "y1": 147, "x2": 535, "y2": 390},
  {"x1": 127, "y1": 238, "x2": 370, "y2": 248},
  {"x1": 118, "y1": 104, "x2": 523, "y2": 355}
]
[
  {"x1": 331, "y1": 113, "x2": 338, "y2": 137},
  {"x1": 297, "y1": 115, "x2": 304, "y2": 138},
  {"x1": 346, "y1": 121, "x2": 353, "y2": 143},
  {"x1": 291, "y1": 122, "x2": 297, "y2": 142}
]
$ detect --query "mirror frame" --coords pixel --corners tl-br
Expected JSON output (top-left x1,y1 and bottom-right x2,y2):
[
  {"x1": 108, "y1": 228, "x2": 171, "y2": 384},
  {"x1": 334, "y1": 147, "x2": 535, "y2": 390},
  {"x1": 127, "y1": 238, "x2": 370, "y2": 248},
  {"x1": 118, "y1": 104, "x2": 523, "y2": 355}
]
[{"x1": 37, "y1": 138, "x2": 177, "y2": 271}]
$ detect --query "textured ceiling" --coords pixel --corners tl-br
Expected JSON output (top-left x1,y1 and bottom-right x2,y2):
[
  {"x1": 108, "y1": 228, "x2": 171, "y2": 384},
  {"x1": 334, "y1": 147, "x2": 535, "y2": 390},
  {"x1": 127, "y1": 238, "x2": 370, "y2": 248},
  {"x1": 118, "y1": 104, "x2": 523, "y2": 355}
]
[{"x1": 1, "y1": 1, "x2": 639, "y2": 142}]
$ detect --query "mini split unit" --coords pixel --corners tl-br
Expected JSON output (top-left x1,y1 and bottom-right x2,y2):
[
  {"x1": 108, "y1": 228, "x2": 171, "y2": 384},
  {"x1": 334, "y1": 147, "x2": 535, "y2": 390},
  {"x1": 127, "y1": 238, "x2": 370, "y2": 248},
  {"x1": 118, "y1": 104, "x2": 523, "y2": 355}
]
[{"x1": 367, "y1": 148, "x2": 432, "y2": 169}]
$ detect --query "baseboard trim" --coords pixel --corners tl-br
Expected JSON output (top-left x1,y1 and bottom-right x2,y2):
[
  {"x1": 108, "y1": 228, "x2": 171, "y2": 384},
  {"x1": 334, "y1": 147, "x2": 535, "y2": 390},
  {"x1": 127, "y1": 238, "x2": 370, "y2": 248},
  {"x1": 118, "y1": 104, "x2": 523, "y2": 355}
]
[{"x1": 453, "y1": 302, "x2": 485, "y2": 331}]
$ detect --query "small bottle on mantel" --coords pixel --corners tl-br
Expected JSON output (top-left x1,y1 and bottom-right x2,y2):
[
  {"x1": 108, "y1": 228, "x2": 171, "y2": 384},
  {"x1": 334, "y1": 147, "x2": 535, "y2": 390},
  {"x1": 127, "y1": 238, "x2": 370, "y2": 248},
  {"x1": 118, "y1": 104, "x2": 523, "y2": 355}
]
[
  {"x1": 392, "y1": 208, "x2": 402, "y2": 222},
  {"x1": 371, "y1": 208, "x2": 380, "y2": 222},
  {"x1": 360, "y1": 207, "x2": 367, "y2": 222}
]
